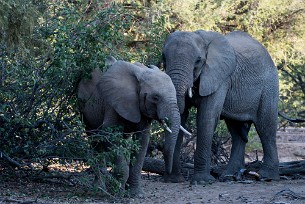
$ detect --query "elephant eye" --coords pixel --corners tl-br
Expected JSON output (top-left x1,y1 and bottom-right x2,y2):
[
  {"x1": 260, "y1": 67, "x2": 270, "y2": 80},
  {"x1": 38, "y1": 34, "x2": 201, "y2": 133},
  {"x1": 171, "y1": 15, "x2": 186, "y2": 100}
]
[
  {"x1": 195, "y1": 56, "x2": 201, "y2": 64},
  {"x1": 152, "y1": 94, "x2": 160, "y2": 102}
]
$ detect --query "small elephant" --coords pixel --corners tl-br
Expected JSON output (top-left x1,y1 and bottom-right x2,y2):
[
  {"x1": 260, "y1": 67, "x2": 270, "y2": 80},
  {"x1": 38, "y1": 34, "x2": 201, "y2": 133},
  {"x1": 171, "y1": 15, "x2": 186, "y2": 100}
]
[
  {"x1": 162, "y1": 30, "x2": 280, "y2": 183},
  {"x1": 77, "y1": 56, "x2": 188, "y2": 197}
]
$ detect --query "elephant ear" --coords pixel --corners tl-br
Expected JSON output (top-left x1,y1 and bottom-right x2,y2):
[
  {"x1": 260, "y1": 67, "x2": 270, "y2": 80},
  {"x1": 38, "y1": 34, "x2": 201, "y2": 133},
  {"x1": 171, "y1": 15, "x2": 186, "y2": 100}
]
[
  {"x1": 147, "y1": 65, "x2": 159, "y2": 70},
  {"x1": 133, "y1": 61, "x2": 147, "y2": 69},
  {"x1": 105, "y1": 56, "x2": 117, "y2": 68},
  {"x1": 195, "y1": 30, "x2": 236, "y2": 96},
  {"x1": 99, "y1": 60, "x2": 141, "y2": 123}
]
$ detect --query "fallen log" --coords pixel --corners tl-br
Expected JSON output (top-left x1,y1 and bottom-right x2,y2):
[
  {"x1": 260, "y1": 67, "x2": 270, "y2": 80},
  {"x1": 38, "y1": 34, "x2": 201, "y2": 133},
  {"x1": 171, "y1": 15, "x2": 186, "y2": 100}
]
[
  {"x1": 279, "y1": 160, "x2": 305, "y2": 175},
  {"x1": 143, "y1": 157, "x2": 305, "y2": 179},
  {"x1": 142, "y1": 157, "x2": 165, "y2": 175}
]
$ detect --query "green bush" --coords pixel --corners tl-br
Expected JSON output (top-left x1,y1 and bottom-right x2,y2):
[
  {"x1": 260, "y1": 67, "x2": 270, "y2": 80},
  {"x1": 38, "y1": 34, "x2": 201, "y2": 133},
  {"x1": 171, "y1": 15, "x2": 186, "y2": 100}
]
[{"x1": 0, "y1": 0, "x2": 167, "y2": 195}]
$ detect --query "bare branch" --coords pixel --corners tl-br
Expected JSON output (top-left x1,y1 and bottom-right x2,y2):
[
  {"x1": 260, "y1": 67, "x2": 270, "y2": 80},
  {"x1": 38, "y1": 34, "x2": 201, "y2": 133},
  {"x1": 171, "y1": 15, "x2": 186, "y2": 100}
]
[
  {"x1": 0, "y1": 198, "x2": 37, "y2": 204},
  {"x1": 0, "y1": 151, "x2": 22, "y2": 168}
]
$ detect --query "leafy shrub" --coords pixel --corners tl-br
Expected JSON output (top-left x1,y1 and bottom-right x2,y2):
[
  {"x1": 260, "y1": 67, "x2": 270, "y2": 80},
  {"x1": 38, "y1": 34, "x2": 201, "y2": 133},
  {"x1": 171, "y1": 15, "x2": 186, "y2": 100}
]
[{"x1": 0, "y1": 0, "x2": 167, "y2": 195}]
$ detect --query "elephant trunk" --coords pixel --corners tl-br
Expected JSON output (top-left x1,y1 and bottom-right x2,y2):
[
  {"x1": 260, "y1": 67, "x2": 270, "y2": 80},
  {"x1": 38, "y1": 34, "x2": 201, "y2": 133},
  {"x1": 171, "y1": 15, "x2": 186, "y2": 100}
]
[
  {"x1": 160, "y1": 103, "x2": 181, "y2": 174},
  {"x1": 168, "y1": 73, "x2": 189, "y2": 114},
  {"x1": 176, "y1": 94, "x2": 186, "y2": 115},
  {"x1": 166, "y1": 61, "x2": 193, "y2": 114}
]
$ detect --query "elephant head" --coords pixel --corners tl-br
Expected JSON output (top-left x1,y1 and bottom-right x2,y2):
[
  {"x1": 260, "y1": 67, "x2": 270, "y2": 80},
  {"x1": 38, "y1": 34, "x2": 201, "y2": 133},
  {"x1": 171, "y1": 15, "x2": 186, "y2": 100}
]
[
  {"x1": 82, "y1": 57, "x2": 185, "y2": 174},
  {"x1": 162, "y1": 30, "x2": 236, "y2": 113}
]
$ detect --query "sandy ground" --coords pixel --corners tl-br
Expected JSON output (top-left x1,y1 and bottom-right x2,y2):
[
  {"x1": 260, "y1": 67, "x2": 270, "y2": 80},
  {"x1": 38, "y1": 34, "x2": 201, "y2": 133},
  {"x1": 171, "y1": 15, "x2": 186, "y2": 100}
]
[{"x1": 1, "y1": 128, "x2": 305, "y2": 204}]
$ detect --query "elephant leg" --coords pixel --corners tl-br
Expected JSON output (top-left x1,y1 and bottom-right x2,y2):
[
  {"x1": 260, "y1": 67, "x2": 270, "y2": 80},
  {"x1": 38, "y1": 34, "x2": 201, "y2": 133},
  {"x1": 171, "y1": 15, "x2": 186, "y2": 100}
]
[
  {"x1": 254, "y1": 106, "x2": 280, "y2": 180},
  {"x1": 191, "y1": 87, "x2": 227, "y2": 184},
  {"x1": 163, "y1": 110, "x2": 189, "y2": 183},
  {"x1": 89, "y1": 136, "x2": 112, "y2": 192},
  {"x1": 191, "y1": 113, "x2": 217, "y2": 184},
  {"x1": 112, "y1": 153, "x2": 129, "y2": 194},
  {"x1": 126, "y1": 125, "x2": 150, "y2": 198},
  {"x1": 92, "y1": 157, "x2": 108, "y2": 190},
  {"x1": 220, "y1": 119, "x2": 251, "y2": 181}
]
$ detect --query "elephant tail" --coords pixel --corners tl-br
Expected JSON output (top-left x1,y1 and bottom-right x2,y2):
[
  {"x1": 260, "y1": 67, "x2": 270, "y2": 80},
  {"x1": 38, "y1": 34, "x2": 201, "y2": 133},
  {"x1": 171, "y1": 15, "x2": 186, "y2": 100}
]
[
  {"x1": 278, "y1": 112, "x2": 305, "y2": 123},
  {"x1": 240, "y1": 134, "x2": 248, "y2": 143}
]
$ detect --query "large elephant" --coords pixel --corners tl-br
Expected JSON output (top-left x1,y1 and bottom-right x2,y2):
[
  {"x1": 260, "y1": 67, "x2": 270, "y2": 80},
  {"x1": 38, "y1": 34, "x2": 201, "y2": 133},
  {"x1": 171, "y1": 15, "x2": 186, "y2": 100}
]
[
  {"x1": 77, "y1": 56, "x2": 188, "y2": 197},
  {"x1": 162, "y1": 30, "x2": 280, "y2": 184}
]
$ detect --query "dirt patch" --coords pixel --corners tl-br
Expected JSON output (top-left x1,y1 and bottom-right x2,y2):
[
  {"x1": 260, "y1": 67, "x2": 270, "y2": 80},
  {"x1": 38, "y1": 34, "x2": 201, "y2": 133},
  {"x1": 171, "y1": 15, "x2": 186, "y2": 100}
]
[
  {"x1": 1, "y1": 128, "x2": 305, "y2": 204},
  {"x1": 134, "y1": 176, "x2": 305, "y2": 204},
  {"x1": 277, "y1": 128, "x2": 305, "y2": 162},
  {"x1": 1, "y1": 173, "x2": 305, "y2": 204}
]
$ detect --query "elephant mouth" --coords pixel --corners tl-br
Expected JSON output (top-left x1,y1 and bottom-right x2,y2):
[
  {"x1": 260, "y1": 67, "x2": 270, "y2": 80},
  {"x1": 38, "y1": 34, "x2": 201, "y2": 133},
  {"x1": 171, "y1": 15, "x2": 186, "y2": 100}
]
[
  {"x1": 160, "y1": 117, "x2": 192, "y2": 136},
  {"x1": 160, "y1": 117, "x2": 172, "y2": 133}
]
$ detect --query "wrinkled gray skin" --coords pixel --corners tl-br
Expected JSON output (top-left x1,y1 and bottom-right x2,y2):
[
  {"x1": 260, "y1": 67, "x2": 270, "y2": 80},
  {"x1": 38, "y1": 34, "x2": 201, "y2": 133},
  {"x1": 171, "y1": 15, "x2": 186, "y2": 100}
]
[
  {"x1": 78, "y1": 57, "x2": 180, "y2": 197},
  {"x1": 162, "y1": 30, "x2": 279, "y2": 184}
]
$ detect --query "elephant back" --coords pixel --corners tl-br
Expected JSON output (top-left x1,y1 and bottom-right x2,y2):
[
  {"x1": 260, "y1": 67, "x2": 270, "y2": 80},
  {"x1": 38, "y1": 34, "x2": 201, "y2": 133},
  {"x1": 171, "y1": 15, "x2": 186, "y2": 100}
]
[{"x1": 225, "y1": 31, "x2": 275, "y2": 70}]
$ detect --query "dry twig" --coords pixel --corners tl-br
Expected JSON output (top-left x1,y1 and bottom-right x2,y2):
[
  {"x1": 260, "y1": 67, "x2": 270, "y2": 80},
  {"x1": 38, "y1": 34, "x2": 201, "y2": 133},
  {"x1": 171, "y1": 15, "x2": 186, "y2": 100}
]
[
  {"x1": 0, "y1": 198, "x2": 37, "y2": 204},
  {"x1": 269, "y1": 188, "x2": 305, "y2": 203},
  {"x1": 0, "y1": 151, "x2": 22, "y2": 168}
]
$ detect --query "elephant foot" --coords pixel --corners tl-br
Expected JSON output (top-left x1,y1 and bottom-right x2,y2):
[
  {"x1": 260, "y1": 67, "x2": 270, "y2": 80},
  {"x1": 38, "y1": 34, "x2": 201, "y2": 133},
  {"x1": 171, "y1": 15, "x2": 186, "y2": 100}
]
[
  {"x1": 127, "y1": 186, "x2": 146, "y2": 198},
  {"x1": 258, "y1": 163, "x2": 280, "y2": 181},
  {"x1": 163, "y1": 173, "x2": 185, "y2": 183},
  {"x1": 190, "y1": 173, "x2": 216, "y2": 185},
  {"x1": 219, "y1": 168, "x2": 246, "y2": 182},
  {"x1": 93, "y1": 168, "x2": 111, "y2": 191},
  {"x1": 219, "y1": 174, "x2": 235, "y2": 182},
  {"x1": 93, "y1": 178, "x2": 105, "y2": 188}
]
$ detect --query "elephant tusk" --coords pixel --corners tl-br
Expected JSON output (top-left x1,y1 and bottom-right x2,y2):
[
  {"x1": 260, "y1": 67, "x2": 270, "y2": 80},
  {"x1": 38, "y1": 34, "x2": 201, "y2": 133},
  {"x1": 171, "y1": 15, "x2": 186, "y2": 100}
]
[
  {"x1": 161, "y1": 119, "x2": 173, "y2": 133},
  {"x1": 180, "y1": 125, "x2": 192, "y2": 136},
  {"x1": 165, "y1": 126, "x2": 173, "y2": 134},
  {"x1": 188, "y1": 88, "x2": 193, "y2": 98}
]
